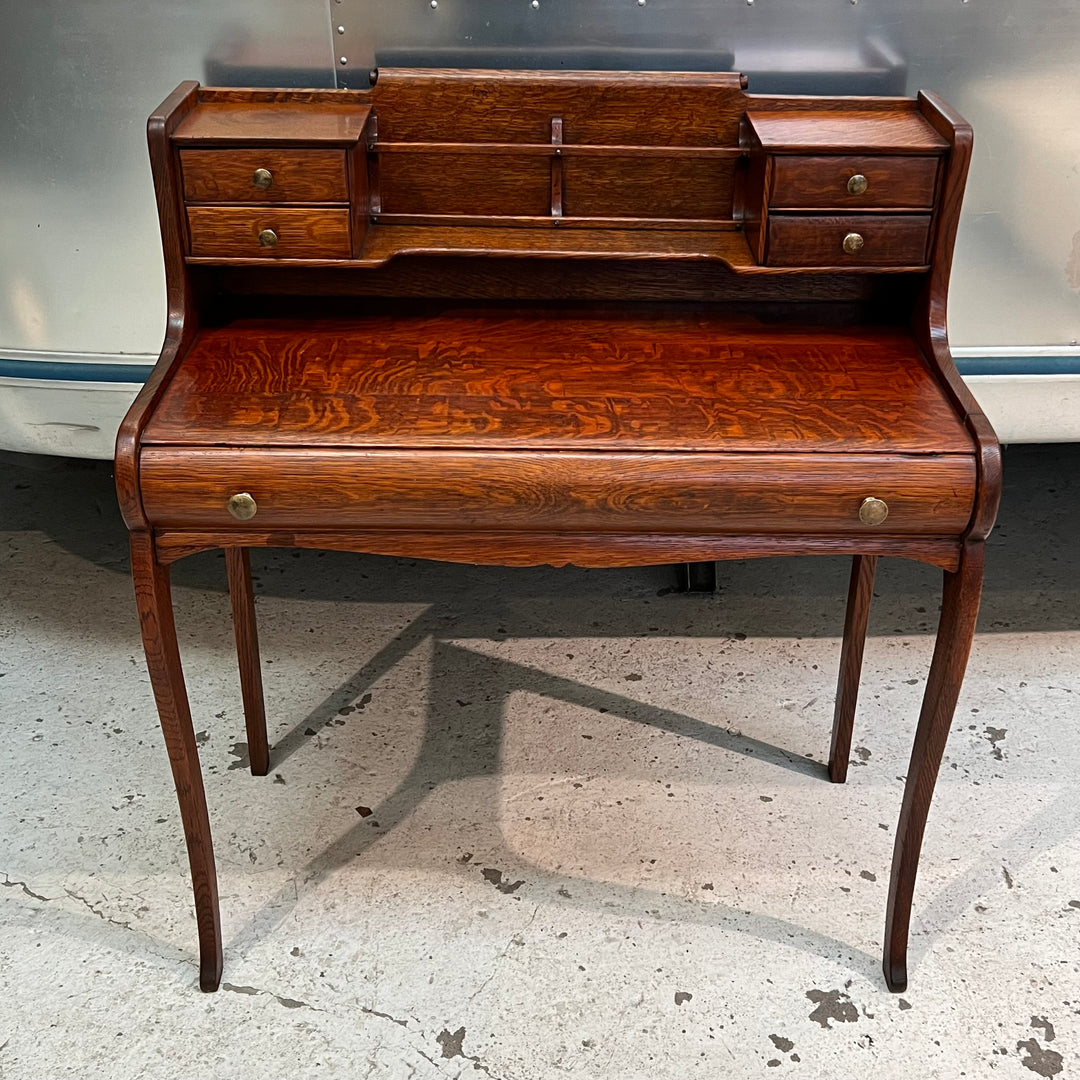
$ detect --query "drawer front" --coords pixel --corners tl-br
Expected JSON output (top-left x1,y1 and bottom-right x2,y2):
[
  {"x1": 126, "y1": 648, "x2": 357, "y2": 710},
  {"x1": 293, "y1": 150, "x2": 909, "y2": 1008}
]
[
  {"x1": 766, "y1": 214, "x2": 931, "y2": 268},
  {"x1": 186, "y1": 206, "x2": 351, "y2": 259},
  {"x1": 140, "y1": 448, "x2": 975, "y2": 536},
  {"x1": 180, "y1": 149, "x2": 348, "y2": 203},
  {"x1": 770, "y1": 155, "x2": 939, "y2": 209}
]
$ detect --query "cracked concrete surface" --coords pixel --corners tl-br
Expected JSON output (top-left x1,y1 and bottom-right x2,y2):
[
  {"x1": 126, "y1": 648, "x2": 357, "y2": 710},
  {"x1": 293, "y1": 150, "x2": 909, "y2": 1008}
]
[{"x1": 1, "y1": 446, "x2": 1078, "y2": 1079}]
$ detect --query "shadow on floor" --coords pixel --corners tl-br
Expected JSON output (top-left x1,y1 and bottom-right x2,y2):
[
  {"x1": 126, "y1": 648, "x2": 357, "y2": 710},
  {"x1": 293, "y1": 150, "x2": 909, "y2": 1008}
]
[{"x1": 3, "y1": 443, "x2": 1078, "y2": 637}]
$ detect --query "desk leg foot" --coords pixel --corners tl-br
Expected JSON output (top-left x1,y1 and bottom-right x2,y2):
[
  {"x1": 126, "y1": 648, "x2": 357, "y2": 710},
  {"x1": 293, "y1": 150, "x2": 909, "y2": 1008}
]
[
  {"x1": 131, "y1": 532, "x2": 223, "y2": 992},
  {"x1": 226, "y1": 547, "x2": 269, "y2": 776},
  {"x1": 883, "y1": 541, "x2": 984, "y2": 992},
  {"x1": 829, "y1": 554, "x2": 877, "y2": 784},
  {"x1": 675, "y1": 561, "x2": 717, "y2": 593}
]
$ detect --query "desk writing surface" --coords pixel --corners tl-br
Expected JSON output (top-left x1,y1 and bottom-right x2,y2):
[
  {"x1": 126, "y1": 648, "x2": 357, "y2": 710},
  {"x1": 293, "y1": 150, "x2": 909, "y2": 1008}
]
[{"x1": 143, "y1": 308, "x2": 971, "y2": 455}]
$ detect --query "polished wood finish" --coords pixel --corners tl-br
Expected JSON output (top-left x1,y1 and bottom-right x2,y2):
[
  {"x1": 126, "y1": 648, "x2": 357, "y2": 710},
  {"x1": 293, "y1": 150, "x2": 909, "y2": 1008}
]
[
  {"x1": 153, "y1": 529, "x2": 965, "y2": 573},
  {"x1": 369, "y1": 69, "x2": 747, "y2": 145},
  {"x1": 180, "y1": 148, "x2": 349, "y2": 203},
  {"x1": 118, "y1": 72, "x2": 1000, "y2": 993},
  {"x1": 142, "y1": 314, "x2": 972, "y2": 453},
  {"x1": 139, "y1": 447, "x2": 975, "y2": 534},
  {"x1": 130, "y1": 531, "x2": 221, "y2": 991},
  {"x1": 225, "y1": 548, "x2": 268, "y2": 777},
  {"x1": 769, "y1": 155, "x2": 939, "y2": 210},
  {"x1": 186, "y1": 206, "x2": 351, "y2": 259},
  {"x1": 746, "y1": 110, "x2": 949, "y2": 153},
  {"x1": 766, "y1": 214, "x2": 931, "y2": 268},
  {"x1": 172, "y1": 101, "x2": 370, "y2": 144},
  {"x1": 829, "y1": 554, "x2": 877, "y2": 784},
  {"x1": 380, "y1": 153, "x2": 551, "y2": 216},
  {"x1": 885, "y1": 540, "x2": 985, "y2": 992}
]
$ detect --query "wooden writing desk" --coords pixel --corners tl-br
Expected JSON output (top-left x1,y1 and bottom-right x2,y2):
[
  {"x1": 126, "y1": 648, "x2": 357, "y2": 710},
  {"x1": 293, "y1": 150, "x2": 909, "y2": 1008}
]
[{"x1": 116, "y1": 70, "x2": 1000, "y2": 992}]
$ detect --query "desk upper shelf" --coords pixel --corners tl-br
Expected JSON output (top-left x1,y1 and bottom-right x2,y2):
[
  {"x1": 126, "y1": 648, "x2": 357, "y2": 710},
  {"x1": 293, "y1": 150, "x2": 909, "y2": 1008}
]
[{"x1": 167, "y1": 76, "x2": 953, "y2": 273}]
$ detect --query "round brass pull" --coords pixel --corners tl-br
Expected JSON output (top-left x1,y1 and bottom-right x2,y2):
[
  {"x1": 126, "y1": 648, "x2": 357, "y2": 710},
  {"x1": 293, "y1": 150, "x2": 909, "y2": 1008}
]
[
  {"x1": 846, "y1": 173, "x2": 868, "y2": 195},
  {"x1": 842, "y1": 231, "x2": 865, "y2": 255},
  {"x1": 252, "y1": 168, "x2": 273, "y2": 189},
  {"x1": 257, "y1": 228, "x2": 278, "y2": 248},
  {"x1": 227, "y1": 492, "x2": 258, "y2": 521},
  {"x1": 859, "y1": 496, "x2": 889, "y2": 527}
]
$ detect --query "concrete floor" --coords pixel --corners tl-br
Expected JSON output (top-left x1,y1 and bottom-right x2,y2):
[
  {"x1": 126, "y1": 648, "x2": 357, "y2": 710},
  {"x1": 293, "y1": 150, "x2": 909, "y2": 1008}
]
[{"x1": 1, "y1": 444, "x2": 1078, "y2": 1080}]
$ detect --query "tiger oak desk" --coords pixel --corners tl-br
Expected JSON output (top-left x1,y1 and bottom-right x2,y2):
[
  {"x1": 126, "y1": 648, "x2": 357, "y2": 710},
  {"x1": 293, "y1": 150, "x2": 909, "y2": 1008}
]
[{"x1": 116, "y1": 70, "x2": 1000, "y2": 992}]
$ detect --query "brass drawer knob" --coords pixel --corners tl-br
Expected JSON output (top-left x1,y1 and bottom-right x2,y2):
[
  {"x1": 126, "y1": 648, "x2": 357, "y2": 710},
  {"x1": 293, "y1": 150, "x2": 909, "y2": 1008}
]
[
  {"x1": 859, "y1": 496, "x2": 889, "y2": 527},
  {"x1": 842, "y1": 231, "x2": 865, "y2": 255},
  {"x1": 227, "y1": 492, "x2": 258, "y2": 521},
  {"x1": 257, "y1": 228, "x2": 278, "y2": 248},
  {"x1": 847, "y1": 173, "x2": 868, "y2": 195},
  {"x1": 252, "y1": 168, "x2": 273, "y2": 189}
]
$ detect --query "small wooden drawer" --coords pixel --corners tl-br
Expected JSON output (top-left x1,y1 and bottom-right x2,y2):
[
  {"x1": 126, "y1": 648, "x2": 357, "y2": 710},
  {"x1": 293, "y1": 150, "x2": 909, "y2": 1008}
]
[
  {"x1": 139, "y1": 448, "x2": 975, "y2": 537},
  {"x1": 179, "y1": 149, "x2": 349, "y2": 203},
  {"x1": 770, "y1": 155, "x2": 939, "y2": 210},
  {"x1": 186, "y1": 206, "x2": 351, "y2": 259},
  {"x1": 766, "y1": 214, "x2": 931, "y2": 268}
]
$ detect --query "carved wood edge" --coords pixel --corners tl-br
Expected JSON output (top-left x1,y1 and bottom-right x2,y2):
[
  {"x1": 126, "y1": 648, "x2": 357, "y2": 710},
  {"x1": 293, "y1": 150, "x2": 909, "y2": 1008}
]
[
  {"x1": 150, "y1": 529, "x2": 963, "y2": 572},
  {"x1": 913, "y1": 90, "x2": 1002, "y2": 543},
  {"x1": 116, "y1": 81, "x2": 200, "y2": 531}
]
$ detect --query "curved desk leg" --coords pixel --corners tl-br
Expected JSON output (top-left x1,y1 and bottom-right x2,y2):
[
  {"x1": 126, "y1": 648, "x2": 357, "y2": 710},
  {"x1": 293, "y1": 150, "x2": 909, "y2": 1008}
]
[
  {"x1": 883, "y1": 540, "x2": 985, "y2": 992},
  {"x1": 225, "y1": 547, "x2": 269, "y2": 776},
  {"x1": 829, "y1": 554, "x2": 878, "y2": 784},
  {"x1": 131, "y1": 532, "x2": 223, "y2": 992}
]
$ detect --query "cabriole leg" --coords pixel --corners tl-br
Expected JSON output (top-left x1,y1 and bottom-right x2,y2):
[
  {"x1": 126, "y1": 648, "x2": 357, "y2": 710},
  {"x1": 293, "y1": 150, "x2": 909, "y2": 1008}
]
[
  {"x1": 829, "y1": 554, "x2": 878, "y2": 783},
  {"x1": 130, "y1": 532, "x2": 223, "y2": 991},
  {"x1": 883, "y1": 541, "x2": 985, "y2": 992},
  {"x1": 225, "y1": 547, "x2": 269, "y2": 776}
]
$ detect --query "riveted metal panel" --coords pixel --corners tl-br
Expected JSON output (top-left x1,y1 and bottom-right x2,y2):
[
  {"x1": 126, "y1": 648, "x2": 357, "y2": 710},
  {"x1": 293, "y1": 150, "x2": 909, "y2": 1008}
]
[
  {"x1": 334, "y1": 0, "x2": 1080, "y2": 351},
  {"x1": 0, "y1": 1, "x2": 336, "y2": 359}
]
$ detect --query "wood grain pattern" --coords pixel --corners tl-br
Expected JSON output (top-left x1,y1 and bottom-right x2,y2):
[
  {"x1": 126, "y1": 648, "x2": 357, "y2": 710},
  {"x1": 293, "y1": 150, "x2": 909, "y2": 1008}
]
[
  {"x1": 153, "y1": 528, "x2": 963, "y2": 572},
  {"x1": 139, "y1": 447, "x2": 975, "y2": 535},
  {"x1": 356, "y1": 224, "x2": 758, "y2": 267},
  {"x1": 379, "y1": 154, "x2": 550, "y2": 216},
  {"x1": 115, "y1": 81, "x2": 200, "y2": 532},
  {"x1": 199, "y1": 88, "x2": 371, "y2": 106},
  {"x1": 117, "y1": 76, "x2": 1000, "y2": 994},
  {"x1": 563, "y1": 156, "x2": 733, "y2": 219},
  {"x1": 210, "y1": 260, "x2": 891, "y2": 303},
  {"x1": 371, "y1": 69, "x2": 746, "y2": 146},
  {"x1": 225, "y1": 548, "x2": 268, "y2": 777},
  {"x1": 746, "y1": 110, "x2": 949, "y2": 153},
  {"x1": 180, "y1": 148, "x2": 348, "y2": 203},
  {"x1": 769, "y1": 155, "x2": 939, "y2": 210},
  {"x1": 829, "y1": 554, "x2": 877, "y2": 784},
  {"x1": 884, "y1": 540, "x2": 985, "y2": 992},
  {"x1": 912, "y1": 92, "x2": 1003, "y2": 543},
  {"x1": 767, "y1": 214, "x2": 931, "y2": 268},
  {"x1": 130, "y1": 531, "x2": 222, "y2": 991},
  {"x1": 371, "y1": 141, "x2": 745, "y2": 160},
  {"x1": 142, "y1": 312, "x2": 973, "y2": 453},
  {"x1": 173, "y1": 101, "x2": 370, "y2": 145},
  {"x1": 187, "y1": 206, "x2": 351, "y2": 259}
]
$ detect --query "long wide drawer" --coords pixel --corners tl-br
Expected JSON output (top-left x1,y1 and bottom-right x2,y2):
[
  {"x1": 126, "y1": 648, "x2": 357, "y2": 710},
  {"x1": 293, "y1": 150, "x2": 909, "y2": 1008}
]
[{"x1": 140, "y1": 448, "x2": 975, "y2": 535}]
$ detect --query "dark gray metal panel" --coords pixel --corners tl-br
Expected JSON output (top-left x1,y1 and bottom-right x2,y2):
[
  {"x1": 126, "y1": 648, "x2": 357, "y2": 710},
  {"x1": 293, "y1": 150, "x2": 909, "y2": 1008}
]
[
  {"x1": 335, "y1": 0, "x2": 1080, "y2": 350},
  {"x1": 0, "y1": 0, "x2": 335, "y2": 357}
]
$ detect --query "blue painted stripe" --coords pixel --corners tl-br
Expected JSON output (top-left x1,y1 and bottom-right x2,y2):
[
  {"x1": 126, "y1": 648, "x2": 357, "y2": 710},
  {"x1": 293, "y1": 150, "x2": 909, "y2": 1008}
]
[
  {"x1": 0, "y1": 358, "x2": 154, "y2": 383},
  {"x1": 953, "y1": 355, "x2": 1080, "y2": 377},
  {"x1": 3, "y1": 354, "x2": 1079, "y2": 383}
]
